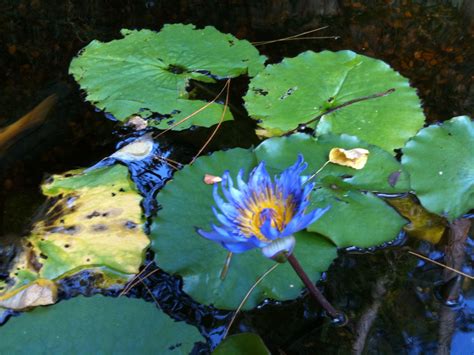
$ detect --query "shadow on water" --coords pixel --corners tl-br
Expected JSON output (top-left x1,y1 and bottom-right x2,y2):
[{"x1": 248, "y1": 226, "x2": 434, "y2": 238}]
[{"x1": 0, "y1": 1, "x2": 473, "y2": 353}]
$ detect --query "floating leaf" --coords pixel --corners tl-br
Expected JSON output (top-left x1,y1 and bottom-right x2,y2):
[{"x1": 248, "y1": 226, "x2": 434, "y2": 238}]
[
  {"x1": 244, "y1": 50, "x2": 425, "y2": 152},
  {"x1": 151, "y1": 149, "x2": 337, "y2": 310},
  {"x1": 329, "y1": 147, "x2": 369, "y2": 170},
  {"x1": 2, "y1": 165, "x2": 149, "y2": 302},
  {"x1": 213, "y1": 333, "x2": 270, "y2": 355},
  {"x1": 402, "y1": 116, "x2": 474, "y2": 220},
  {"x1": 255, "y1": 133, "x2": 409, "y2": 192},
  {"x1": 385, "y1": 195, "x2": 446, "y2": 244},
  {"x1": 0, "y1": 296, "x2": 204, "y2": 354},
  {"x1": 70, "y1": 24, "x2": 265, "y2": 129}
]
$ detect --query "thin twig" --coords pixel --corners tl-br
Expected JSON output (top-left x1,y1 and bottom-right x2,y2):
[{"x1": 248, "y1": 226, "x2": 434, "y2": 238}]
[
  {"x1": 190, "y1": 79, "x2": 231, "y2": 164},
  {"x1": 140, "y1": 277, "x2": 161, "y2": 309},
  {"x1": 154, "y1": 155, "x2": 181, "y2": 170},
  {"x1": 283, "y1": 88, "x2": 396, "y2": 136},
  {"x1": 253, "y1": 26, "x2": 329, "y2": 46},
  {"x1": 120, "y1": 262, "x2": 153, "y2": 296},
  {"x1": 274, "y1": 36, "x2": 340, "y2": 41},
  {"x1": 120, "y1": 268, "x2": 161, "y2": 296},
  {"x1": 222, "y1": 263, "x2": 280, "y2": 339},
  {"x1": 408, "y1": 250, "x2": 473, "y2": 280},
  {"x1": 287, "y1": 253, "x2": 340, "y2": 318}
]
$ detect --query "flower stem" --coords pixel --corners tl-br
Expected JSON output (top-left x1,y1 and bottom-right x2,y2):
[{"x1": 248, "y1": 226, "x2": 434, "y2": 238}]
[{"x1": 287, "y1": 253, "x2": 341, "y2": 320}]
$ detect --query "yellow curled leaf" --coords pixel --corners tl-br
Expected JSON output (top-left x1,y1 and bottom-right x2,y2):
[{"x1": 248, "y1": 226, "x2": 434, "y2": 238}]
[{"x1": 329, "y1": 148, "x2": 370, "y2": 170}]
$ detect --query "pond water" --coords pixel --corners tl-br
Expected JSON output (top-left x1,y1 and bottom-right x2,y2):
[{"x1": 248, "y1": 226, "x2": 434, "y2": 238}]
[{"x1": 0, "y1": 1, "x2": 473, "y2": 354}]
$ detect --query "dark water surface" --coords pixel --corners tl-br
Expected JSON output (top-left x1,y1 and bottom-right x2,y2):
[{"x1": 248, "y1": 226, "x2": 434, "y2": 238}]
[{"x1": 1, "y1": 1, "x2": 473, "y2": 354}]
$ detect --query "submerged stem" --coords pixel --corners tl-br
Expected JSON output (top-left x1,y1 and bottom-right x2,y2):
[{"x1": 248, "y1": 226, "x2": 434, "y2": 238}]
[{"x1": 287, "y1": 253, "x2": 342, "y2": 320}]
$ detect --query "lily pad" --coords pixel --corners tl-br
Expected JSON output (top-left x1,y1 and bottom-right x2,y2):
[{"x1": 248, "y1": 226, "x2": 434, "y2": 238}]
[
  {"x1": 254, "y1": 134, "x2": 410, "y2": 193},
  {"x1": 3, "y1": 165, "x2": 149, "y2": 300},
  {"x1": 213, "y1": 333, "x2": 270, "y2": 355},
  {"x1": 70, "y1": 24, "x2": 266, "y2": 129},
  {"x1": 402, "y1": 116, "x2": 474, "y2": 220},
  {"x1": 0, "y1": 295, "x2": 204, "y2": 354},
  {"x1": 244, "y1": 50, "x2": 425, "y2": 153},
  {"x1": 151, "y1": 149, "x2": 337, "y2": 310}
]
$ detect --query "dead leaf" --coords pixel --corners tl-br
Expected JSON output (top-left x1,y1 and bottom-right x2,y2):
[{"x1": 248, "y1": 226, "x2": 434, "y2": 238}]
[
  {"x1": 329, "y1": 148, "x2": 369, "y2": 169},
  {"x1": 0, "y1": 279, "x2": 57, "y2": 310},
  {"x1": 204, "y1": 174, "x2": 222, "y2": 184}
]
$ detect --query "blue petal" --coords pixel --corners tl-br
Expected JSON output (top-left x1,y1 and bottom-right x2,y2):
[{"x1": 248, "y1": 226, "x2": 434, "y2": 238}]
[
  {"x1": 213, "y1": 184, "x2": 240, "y2": 218},
  {"x1": 259, "y1": 217, "x2": 280, "y2": 240},
  {"x1": 212, "y1": 206, "x2": 236, "y2": 227},
  {"x1": 221, "y1": 240, "x2": 257, "y2": 253}
]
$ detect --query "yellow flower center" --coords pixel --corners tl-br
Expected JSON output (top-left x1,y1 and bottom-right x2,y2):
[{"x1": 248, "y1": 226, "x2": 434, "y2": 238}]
[{"x1": 236, "y1": 187, "x2": 295, "y2": 241}]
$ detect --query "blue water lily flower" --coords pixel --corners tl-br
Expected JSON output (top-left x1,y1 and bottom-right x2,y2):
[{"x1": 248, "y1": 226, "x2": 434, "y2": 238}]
[{"x1": 197, "y1": 155, "x2": 330, "y2": 259}]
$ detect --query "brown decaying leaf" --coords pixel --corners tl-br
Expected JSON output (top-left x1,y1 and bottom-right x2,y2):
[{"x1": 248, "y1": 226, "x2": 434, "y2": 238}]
[
  {"x1": 329, "y1": 147, "x2": 370, "y2": 170},
  {"x1": 0, "y1": 279, "x2": 57, "y2": 310}
]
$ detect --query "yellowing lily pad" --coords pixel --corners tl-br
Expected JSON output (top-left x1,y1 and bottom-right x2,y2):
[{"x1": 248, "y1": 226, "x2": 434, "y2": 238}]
[
  {"x1": 2, "y1": 165, "x2": 149, "y2": 303},
  {"x1": 386, "y1": 195, "x2": 446, "y2": 244}
]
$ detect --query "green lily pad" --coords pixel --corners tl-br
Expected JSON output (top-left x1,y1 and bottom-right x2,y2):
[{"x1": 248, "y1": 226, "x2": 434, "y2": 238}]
[
  {"x1": 402, "y1": 116, "x2": 474, "y2": 220},
  {"x1": 2, "y1": 165, "x2": 149, "y2": 302},
  {"x1": 213, "y1": 333, "x2": 270, "y2": 355},
  {"x1": 0, "y1": 296, "x2": 204, "y2": 354},
  {"x1": 151, "y1": 149, "x2": 337, "y2": 310},
  {"x1": 70, "y1": 24, "x2": 266, "y2": 129},
  {"x1": 244, "y1": 50, "x2": 425, "y2": 153},
  {"x1": 254, "y1": 133, "x2": 409, "y2": 192},
  {"x1": 308, "y1": 183, "x2": 407, "y2": 247}
]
